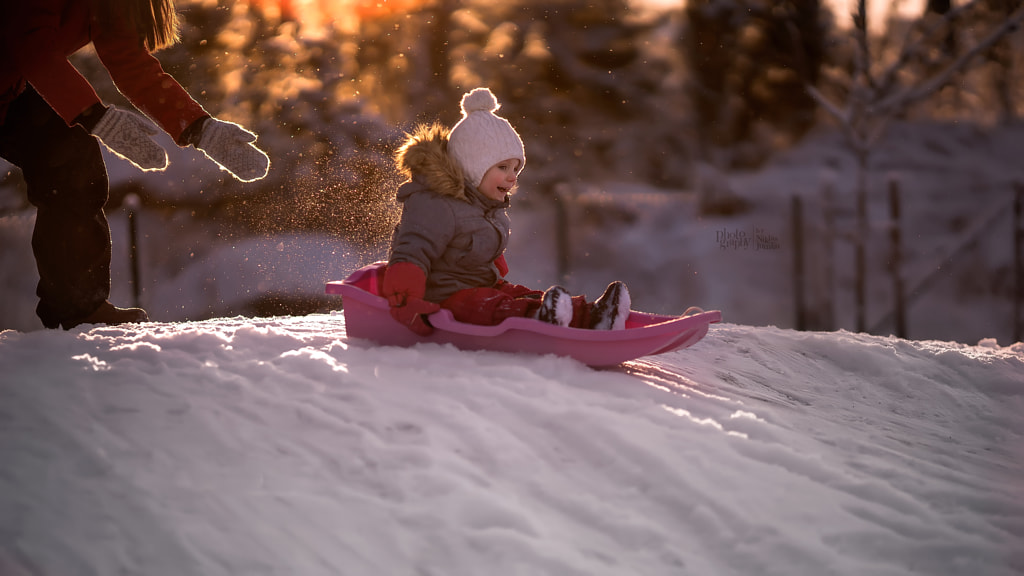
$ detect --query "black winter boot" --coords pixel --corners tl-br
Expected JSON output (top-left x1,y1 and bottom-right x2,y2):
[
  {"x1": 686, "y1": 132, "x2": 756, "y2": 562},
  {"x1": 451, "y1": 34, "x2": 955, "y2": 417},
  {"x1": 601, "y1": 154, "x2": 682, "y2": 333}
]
[
  {"x1": 62, "y1": 301, "x2": 149, "y2": 330},
  {"x1": 535, "y1": 286, "x2": 573, "y2": 327},
  {"x1": 589, "y1": 281, "x2": 631, "y2": 330}
]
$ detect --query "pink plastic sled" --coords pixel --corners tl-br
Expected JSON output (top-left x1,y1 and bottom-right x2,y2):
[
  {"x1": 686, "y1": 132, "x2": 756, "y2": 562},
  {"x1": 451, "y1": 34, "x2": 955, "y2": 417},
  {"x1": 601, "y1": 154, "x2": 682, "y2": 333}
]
[{"x1": 326, "y1": 262, "x2": 721, "y2": 367}]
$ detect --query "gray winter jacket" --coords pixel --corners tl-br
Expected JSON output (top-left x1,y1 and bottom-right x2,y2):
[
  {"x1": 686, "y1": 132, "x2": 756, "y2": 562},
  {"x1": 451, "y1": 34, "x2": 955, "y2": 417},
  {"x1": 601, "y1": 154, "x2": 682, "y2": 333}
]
[{"x1": 388, "y1": 123, "x2": 511, "y2": 303}]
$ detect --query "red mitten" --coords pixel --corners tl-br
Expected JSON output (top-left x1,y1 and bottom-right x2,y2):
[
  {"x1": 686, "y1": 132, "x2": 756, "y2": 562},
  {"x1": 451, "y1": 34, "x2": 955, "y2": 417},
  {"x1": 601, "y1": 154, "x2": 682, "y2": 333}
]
[
  {"x1": 382, "y1": 262, "x2": 441, "y2": 336},
  {"x1": 494, "y1": 254, "x2": 509, "y2": 277}
]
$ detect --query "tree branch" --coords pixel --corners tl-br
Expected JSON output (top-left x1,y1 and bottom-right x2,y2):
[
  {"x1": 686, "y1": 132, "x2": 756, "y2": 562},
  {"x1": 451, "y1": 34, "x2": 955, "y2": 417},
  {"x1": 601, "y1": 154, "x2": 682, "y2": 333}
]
[
  {"x1": 872, "y1": 2, "x2": 1024, "y2": 116},
  {"x1": 805, "y1": 83, "x2": 849, "y2": 127},
  {"x1": 874, "y1": 0, "x2": 981, "y2": 97}
]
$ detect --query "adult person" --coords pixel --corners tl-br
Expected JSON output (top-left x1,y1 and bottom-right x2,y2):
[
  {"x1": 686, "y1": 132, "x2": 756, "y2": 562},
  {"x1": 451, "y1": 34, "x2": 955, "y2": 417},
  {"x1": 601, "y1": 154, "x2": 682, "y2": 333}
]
[{"x1": 0, "y1": 0, "x2": 270, "y2": 329}]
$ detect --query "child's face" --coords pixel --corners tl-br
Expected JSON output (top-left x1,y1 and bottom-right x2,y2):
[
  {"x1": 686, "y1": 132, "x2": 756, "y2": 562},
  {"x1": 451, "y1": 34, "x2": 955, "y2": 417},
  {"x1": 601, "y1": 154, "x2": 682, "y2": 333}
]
[{"x1": 477, "y1": 158, "x2": 521, "y2": 201}]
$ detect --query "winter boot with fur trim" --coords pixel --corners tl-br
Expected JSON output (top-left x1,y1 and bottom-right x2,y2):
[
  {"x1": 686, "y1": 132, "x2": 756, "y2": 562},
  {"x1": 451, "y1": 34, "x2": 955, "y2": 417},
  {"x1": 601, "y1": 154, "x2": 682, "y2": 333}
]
[
  {"x1": 535, "y1": 285, "x2": 573, "y2": 327},
  {"x1": 62, "y1": 300, "x2": 150, "y2": 330},
  {"x1": 589, "y1": 281, "x2": 631, "y2": 330}
]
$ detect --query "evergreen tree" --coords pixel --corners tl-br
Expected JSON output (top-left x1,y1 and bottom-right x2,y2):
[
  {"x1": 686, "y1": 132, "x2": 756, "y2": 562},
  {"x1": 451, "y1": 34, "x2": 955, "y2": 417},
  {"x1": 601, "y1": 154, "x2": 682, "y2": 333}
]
[{"x1": 682, "y1": 0, "x2": 830, "y2": 163}]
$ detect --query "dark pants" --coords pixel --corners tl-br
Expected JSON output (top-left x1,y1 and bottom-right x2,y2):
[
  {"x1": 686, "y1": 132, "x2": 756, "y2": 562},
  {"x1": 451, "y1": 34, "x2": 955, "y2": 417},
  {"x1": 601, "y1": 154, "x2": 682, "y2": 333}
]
[{"x1": 0, "y1": 87, "x2": 111, "y2": 328}]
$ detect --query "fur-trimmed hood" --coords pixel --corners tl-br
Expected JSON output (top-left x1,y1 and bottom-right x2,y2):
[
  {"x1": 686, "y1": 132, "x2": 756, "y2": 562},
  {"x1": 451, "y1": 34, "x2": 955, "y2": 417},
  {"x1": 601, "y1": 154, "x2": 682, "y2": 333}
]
[{"x1": 394, "y1": 122, "x2": 469, "y2": 201}]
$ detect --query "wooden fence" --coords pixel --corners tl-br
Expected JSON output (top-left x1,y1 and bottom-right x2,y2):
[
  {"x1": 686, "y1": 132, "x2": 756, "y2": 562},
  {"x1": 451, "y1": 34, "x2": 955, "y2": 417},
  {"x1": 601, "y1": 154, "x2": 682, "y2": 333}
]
[{"x1": 791, "y1": 181, "x2": 1023, "y2": 342}]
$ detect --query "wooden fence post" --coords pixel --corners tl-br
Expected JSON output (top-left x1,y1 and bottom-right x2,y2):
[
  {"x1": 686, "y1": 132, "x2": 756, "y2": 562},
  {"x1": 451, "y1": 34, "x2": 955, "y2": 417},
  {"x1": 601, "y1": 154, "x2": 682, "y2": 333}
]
[
  {"x1": 552, "y1": 183, "x2": 572, "y2": 283},
  {"x1": 793, "y1": 195, "x2": 806, "y2": 331},
  {"x1": 820, "y1": 175, "x2": 836, "y2": 331},
  {"x1": 855, "y1": 150, "x2": 868, "y2": 333},
  {"x1": 888, "y1": 178, "x2": 906, "y2": 339},
  {"x1": 1015, "y1": 182, "x2": 1022, "y2": 343},
  {"x1": 125, "y1": 193, "x2": 142, "y2": 309}
]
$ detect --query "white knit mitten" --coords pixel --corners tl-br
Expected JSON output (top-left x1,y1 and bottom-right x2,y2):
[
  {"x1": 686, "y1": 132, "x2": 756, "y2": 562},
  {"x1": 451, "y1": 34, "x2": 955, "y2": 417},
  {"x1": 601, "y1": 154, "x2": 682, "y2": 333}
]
[
  {"x1": 91, "y1": 107, "x2": 168, "y2": 171},
  {"x1": 197, "y1": 118, "x2": 270, "y2": 182}
]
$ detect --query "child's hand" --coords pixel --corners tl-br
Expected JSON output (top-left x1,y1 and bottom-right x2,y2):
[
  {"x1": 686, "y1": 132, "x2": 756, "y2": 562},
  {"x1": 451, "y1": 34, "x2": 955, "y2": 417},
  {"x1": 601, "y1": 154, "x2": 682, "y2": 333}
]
[
  {"x1": 383, "y1": 262, "x2": 440, "y2": 336},
  {"x1": 389, "y1": 297, "x2": 440, "y2": 336}
]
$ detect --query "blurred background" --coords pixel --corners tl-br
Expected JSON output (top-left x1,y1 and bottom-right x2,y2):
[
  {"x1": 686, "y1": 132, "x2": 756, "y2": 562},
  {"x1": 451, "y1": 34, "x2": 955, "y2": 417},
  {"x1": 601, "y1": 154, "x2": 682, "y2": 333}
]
[{"x1": 1, "y1": 0, "x2": 1022, "y2": 344}]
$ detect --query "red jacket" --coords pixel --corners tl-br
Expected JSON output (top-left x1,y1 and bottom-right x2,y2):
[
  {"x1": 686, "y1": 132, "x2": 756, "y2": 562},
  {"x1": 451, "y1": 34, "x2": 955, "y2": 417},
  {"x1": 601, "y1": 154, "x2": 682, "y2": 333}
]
[{"x1": 0, "y1": 1, "x2": 208, "y2": 142}]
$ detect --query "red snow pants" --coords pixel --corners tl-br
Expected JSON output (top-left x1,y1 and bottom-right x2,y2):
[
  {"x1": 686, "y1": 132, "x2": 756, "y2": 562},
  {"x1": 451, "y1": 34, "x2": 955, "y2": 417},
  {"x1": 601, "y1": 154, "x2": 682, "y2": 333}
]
[{"x1": 440, "y1": 282, "x2": 592, "y2": 328}]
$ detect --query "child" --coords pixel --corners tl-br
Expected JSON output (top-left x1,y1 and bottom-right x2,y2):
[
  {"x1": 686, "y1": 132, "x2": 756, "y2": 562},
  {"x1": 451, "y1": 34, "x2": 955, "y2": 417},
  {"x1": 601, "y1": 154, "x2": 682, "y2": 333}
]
[{"x1": 383, "y1": 87, "x2": 630, "y2": 336}]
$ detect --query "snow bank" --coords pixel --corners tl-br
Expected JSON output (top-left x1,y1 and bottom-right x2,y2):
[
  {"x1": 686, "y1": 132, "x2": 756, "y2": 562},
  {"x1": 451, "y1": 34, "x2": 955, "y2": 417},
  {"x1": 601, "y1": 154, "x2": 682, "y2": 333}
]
[{"x1": 1, "y1": 317, "x2": 1021, "y2": 575}]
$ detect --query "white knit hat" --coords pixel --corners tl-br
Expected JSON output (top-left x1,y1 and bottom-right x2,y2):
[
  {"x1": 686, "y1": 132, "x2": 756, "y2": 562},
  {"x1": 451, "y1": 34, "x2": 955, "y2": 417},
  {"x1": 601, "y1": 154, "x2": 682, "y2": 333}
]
[{"x1": 447, "y1": 88, "x2": 525, "y2": 188}]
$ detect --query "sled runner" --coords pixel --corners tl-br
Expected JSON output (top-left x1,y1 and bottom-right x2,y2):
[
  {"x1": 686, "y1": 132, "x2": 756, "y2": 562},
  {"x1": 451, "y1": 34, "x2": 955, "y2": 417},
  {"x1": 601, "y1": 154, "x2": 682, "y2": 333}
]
[{"x1": 326, "y1": 262, "x2": 721, "y2": 367}]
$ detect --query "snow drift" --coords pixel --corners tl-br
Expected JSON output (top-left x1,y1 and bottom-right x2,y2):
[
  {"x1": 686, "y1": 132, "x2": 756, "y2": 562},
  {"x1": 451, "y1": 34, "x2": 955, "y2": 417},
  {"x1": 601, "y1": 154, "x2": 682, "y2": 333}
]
[{"x1": 1, "y1": 315, "x2": 1022, "y2": 576}]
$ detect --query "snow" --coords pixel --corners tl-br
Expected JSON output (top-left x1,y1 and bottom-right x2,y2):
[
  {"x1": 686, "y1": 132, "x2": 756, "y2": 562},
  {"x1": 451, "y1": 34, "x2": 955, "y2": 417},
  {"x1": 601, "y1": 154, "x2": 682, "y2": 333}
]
[{"x1": 1, "y1": 314, "x2": 1022, "y2": 575}]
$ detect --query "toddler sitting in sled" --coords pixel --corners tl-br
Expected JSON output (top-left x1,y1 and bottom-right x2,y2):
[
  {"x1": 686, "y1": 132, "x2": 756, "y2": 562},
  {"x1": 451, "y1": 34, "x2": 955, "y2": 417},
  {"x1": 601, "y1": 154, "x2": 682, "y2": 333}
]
[{"x1": 383, "y1": 87, "x2": 631, "y2": 336}]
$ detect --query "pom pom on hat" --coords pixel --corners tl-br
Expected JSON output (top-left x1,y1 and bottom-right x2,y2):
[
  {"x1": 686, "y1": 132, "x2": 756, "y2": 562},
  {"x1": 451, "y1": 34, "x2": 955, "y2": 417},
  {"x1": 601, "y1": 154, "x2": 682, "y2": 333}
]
[
  {"x1": 447, "y1": 88, "x2": 525, "y2": 188},
  {"x1": 461, "y1": 87, "x2": 499, "y2": 114}
]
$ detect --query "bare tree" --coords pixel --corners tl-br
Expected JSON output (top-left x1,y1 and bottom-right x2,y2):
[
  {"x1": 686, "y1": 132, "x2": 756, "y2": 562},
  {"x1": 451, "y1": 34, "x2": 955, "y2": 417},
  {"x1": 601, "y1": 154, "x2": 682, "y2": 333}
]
[{"x1": 806, "y1": 0, "x2": 1024, "y2": 332}]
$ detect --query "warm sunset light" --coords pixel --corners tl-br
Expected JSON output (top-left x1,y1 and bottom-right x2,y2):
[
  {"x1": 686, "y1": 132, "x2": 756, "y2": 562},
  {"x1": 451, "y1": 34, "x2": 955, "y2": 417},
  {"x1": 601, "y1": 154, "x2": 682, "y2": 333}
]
[
  {"x1": 235, "y1": 0, "x2": 929, "y2": 36},
  {"x1": 242, "y1": 0, "x2": 428, "y2": 34}
]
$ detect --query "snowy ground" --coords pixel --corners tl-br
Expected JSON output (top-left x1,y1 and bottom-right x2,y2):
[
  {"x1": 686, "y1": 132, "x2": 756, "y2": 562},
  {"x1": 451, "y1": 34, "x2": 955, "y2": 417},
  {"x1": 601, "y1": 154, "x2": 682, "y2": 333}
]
[{"x1": 1, "y1": 315, "x2": 1022, "y2": 576}]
